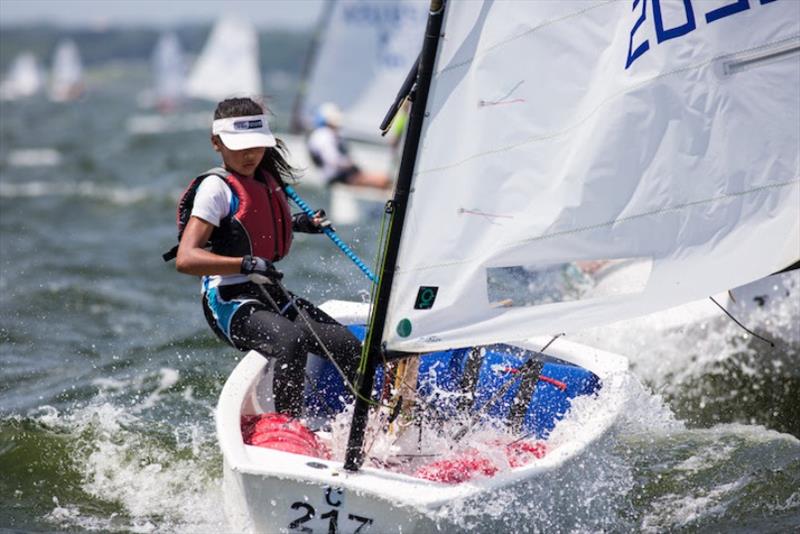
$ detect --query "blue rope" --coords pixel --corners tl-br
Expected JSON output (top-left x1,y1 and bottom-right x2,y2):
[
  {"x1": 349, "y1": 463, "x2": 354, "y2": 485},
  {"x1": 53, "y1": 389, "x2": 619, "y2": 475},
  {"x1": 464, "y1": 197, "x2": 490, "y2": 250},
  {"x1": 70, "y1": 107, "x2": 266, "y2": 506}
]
[{"x1": 284, "y1": 185, "x2": 378, "y2": 283}]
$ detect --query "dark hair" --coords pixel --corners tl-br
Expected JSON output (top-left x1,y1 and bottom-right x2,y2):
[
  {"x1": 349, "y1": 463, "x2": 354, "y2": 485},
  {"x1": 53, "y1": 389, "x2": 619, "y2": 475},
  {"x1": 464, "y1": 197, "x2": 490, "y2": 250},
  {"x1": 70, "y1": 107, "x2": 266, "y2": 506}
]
[{"x1": 213, "y1": 97, "x2": 298, "y2": 186}]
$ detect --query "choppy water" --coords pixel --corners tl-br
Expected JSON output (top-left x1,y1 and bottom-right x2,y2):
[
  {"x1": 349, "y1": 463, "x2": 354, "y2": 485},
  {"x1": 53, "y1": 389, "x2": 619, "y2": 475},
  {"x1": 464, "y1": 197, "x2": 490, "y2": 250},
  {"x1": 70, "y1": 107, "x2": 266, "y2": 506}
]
[{"x1": 1, "y1": 65, "x2": 799, "y2": 533}]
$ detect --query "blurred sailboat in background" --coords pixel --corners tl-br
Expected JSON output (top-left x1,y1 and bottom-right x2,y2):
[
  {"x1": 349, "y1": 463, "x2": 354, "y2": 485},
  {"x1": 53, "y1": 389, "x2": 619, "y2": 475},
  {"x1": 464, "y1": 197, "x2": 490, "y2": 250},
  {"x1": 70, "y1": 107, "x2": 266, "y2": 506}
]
[
  {"x1": 0, "y1": 52, "x2": 44, "y2": 101},
  {"x1": 49, "y1": 39, "x2": 84, "y2": 102},
  {"x1": 292, "y1": 0, "x2": 426, "y2": 144},
  {"x1": 126, "y1": 32, "x2": 207, "y2": 135},
  {"x1": 286, "y1": 0, "x2": 427, "y2": 224},
  {"x1": 2, "y1": 51, "x2": 61, "y2": 167},
  {"x1": 185, "y1": 16, "x2": 262, "y2": 102},
  {"x1": 136, "y1": 32, "x2": 187, "y2": 112}
]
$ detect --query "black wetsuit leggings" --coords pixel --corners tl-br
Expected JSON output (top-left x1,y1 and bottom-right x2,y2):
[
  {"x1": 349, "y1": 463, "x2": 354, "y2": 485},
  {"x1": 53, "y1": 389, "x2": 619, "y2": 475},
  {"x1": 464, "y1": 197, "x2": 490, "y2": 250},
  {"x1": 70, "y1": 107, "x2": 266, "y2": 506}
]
[{"x1": 202, "y1": 281, "x2": 361, "y2": 416}]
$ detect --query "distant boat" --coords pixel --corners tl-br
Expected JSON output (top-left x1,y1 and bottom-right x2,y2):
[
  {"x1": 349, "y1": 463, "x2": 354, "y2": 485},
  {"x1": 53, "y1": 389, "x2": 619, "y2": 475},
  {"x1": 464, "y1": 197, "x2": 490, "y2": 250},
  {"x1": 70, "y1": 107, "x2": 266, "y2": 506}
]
[
  {"x1": 286, "y1": 1, "x2": 426, "y2": 225},
  {"x1": 292, "y1": 0, "x2": 427, "y2": 143},
  {"x1": 127, "y1": 32, "x2": 210, "y2": 135},
  {"x1": 6, "y1": 148, "x2": 62, "y2": 167},
  {"x1": 49, "y1": 39, "x2": 84, "y2": 102},
  {"x1": 0, "y1": 52, "x2": 44, "y2": 101},
  {"x1": 185, "y1": 16, "x2": 262, "y2": 102},
  {"x1": 142, "y1": 32, "x2": 186, "y2": 112}
]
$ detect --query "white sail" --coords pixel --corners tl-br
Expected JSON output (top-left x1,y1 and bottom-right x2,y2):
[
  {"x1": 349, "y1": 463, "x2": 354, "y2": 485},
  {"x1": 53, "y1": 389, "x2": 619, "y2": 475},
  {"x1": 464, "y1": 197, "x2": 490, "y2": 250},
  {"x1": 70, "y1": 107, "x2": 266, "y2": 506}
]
[
  {"x1": 384, "y1": 0, "x2": 800, "y2": 352},
  {"x1": 300, "y1": 0, "x2": 428, "y2": 141},
  {"x1": 49, "y1": 39, "x2": 84, "y2": 102},
  {"x1": 0, "y1": 52, "x2": 44, "y2": 100},
  {"x1": 185, "y1": 16, "x2": 262, "y2": 102},
  {"x1": 152, "y1": 32, "x2": 186, "y2": 109}
]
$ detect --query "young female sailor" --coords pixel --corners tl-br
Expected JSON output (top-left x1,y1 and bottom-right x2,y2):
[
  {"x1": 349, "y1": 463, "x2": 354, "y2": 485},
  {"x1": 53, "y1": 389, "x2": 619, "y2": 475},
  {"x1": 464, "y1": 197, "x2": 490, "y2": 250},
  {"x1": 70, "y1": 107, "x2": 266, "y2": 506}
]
[{"x1": 174, "y1": 97, "x2": 361, "y2": 417}]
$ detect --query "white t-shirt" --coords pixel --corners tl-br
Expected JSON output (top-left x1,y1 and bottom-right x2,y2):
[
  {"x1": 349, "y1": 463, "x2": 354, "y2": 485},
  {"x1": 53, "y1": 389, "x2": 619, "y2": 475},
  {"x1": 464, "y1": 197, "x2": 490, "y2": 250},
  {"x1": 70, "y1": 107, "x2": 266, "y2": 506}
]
[
  {"x1": 307, "y1": 125, "x2": 352, "y2": 184},
  {"x1": 191, "y1": 175, "x2": 250, "y2": 289}
]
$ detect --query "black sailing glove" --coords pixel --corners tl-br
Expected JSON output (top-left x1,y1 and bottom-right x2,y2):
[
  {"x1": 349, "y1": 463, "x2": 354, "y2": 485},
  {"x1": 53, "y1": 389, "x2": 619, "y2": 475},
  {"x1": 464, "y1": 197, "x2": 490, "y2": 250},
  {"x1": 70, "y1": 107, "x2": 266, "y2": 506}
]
[
  {"x1": 241, "y1": 255, "x2": 283, "y2": 284},
  {"x1": 292, "y1": 210, "x2": 334, "y2": 234}
]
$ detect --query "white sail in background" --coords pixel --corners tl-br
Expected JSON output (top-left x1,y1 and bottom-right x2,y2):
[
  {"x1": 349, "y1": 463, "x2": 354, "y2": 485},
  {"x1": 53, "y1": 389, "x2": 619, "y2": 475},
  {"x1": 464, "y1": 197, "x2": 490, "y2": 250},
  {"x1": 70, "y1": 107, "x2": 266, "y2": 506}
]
[
  {"x1": 185, "y1": 16, "x2": 262, "y2": 102},
  {"x1": 384, "y1": 0, "x2": 800, "y2": 352},
  {"x1": 300, "y1": 0, "x2": 428, "y2": 141},
  {"x1": 152, "y1": 32, "x2": 186, "y2": 110},
  {"x1": 0, "y1": 52, "x2": 44, "y2": 100},
  {"x1": 49, "y1": 39, "x2": 84, "y2": 102}
]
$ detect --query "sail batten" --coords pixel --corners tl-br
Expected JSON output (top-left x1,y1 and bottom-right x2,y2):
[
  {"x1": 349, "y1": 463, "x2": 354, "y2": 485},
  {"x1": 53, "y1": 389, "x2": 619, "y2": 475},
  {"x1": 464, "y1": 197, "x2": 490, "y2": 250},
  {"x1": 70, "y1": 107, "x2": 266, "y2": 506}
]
[{"x1": 382, "y1": 0, "x2": 800, "y2": 352}]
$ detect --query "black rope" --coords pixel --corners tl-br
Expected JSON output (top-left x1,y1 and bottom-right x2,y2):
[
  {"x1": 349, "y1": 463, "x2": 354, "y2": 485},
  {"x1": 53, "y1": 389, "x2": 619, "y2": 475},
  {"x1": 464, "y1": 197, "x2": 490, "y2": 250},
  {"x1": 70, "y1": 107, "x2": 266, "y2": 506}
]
[
  {"x1": 257, "y1": 281, "x2": 396, "y2": 410},
  {"x1": 709, "y1": 296, "x2": 775, "y2": 348},
  {"x1": 253, "y1": 282, "x2": 341, "y2": 419}
]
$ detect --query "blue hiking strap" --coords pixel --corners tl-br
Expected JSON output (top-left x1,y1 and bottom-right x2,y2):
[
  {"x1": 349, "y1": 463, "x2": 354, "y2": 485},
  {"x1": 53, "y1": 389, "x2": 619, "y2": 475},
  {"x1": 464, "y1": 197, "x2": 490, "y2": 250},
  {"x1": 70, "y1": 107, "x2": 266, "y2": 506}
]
[{"x1": 284, "y1": 185, "x2": 378, "y2": 284}]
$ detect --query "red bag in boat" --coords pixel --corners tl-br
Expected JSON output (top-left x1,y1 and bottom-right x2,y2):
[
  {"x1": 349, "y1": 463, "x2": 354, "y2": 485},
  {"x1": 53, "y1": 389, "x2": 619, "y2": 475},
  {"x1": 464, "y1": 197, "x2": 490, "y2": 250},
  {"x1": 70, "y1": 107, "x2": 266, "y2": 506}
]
[
  {"x1": 241, "y1": 413, "x2": 331, "y2": 459},
  {"x1": 413, "y1": 440, "x2": 547, "y2": 484},
  {"x1": 414, "y1": 450, "x2": 498, "y2": 484}
]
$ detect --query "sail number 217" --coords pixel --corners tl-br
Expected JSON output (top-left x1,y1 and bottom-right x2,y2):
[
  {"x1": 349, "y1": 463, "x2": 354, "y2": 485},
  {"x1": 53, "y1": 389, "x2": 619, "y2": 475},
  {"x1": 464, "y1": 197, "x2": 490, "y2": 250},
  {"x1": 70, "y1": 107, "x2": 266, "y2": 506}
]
[{"x1": 288, "y1": 487, "x2": 374, "y2": 533}]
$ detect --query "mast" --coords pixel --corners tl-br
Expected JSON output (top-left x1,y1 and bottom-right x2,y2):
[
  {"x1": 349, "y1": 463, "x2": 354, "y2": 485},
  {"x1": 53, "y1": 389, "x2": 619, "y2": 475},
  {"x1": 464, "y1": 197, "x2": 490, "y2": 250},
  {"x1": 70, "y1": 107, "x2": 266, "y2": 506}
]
[
  {"x1": 344, "y1": 0, "x2": 447, "y2": 472},
  {"x1": 289, "y1": 0, "x2": 336, "y2": 134}
]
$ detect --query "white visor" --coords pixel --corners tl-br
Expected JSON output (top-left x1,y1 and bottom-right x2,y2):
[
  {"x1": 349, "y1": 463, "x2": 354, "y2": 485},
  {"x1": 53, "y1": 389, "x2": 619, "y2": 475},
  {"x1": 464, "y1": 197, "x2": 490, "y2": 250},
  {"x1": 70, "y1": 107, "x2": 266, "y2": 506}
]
[{"x1": 212, "y1": 114, "x2": 276, "y2": 150}]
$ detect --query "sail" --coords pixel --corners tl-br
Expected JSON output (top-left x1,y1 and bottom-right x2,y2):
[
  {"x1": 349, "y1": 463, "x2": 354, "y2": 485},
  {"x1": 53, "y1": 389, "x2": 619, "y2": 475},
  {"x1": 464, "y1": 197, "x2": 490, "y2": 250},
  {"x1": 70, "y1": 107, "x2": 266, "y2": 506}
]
[
  {"x1": 152, "y1": 32, "x2": 186, "y2": 109},
  {"x1": 185, "y1": 16, "x2": 262, "y2": 102},
  {"x1": 0, "y1": 52, "x2": 44, "y2": 100},
  {"x1": 299, "y1": 0, "x2": 428, "y2": 141},
  {"x1": 49, "y1": 40, "x2": 84, "y2": 102},
  {"x1": 383, "y1": 0, "x2": 800, "y2": 353}
]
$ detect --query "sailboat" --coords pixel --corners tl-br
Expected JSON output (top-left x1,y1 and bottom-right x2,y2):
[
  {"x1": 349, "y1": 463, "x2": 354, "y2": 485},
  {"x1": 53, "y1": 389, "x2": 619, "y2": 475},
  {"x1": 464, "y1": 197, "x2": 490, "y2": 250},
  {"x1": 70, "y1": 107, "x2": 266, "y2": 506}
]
[
  {"x1": 150, "y1": 32, "x2": 186, "y2": 112},
  {"x1": 285, "y1": 0, "x2": 428, "y2": 224},
  {"x1": 293, "y1": 0, "x2": 428, "y2": 143},
  {"x1": 126, "y1": 32, "x2": 209, "y2": 135},
  {"x1": 217, "y1": 1, "x2": 799, "y2": 531},
  {"x1": 0, "y1": 52, "x2": 44, "y2": 101},
  {"x1": 49, "y1": 39, "x2": 84, "y2": 102},
  {"x1": 184, "y1": 16, "x2": 262, "y2": 102}
]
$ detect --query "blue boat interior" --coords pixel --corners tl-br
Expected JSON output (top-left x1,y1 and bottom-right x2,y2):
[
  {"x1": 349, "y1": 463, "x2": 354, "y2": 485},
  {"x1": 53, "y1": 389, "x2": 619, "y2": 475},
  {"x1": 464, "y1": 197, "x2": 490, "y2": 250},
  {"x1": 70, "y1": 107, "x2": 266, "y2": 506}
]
[{"x1": 305, "y1": 325, "x2": 601, "y2": 438}]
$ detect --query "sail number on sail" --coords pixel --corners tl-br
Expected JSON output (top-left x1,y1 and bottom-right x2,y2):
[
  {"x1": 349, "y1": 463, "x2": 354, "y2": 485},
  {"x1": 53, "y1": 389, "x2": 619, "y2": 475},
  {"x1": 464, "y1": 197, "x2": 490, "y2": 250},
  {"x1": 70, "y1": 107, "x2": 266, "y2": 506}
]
[
  {"x1": 627, "y1": 0, "x2": 779, "y2": 69},
  {"x1": 341, "y1": 3, "x2": 427, "y2": 68}
]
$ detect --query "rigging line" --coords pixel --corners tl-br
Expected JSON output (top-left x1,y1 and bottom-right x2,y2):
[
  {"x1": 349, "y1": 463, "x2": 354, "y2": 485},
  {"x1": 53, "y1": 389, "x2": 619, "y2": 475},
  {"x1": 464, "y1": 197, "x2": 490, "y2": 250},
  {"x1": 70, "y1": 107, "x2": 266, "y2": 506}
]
[
  {"x1": 458, "y1": 207, "x2": 514, "y2": 220},
  {"x1": 249, "y1": 283, "x2": 340, "y2": 418},
  {"x1": 356, "y1": 204, "x2": 395, "y2": 379},
  {"x1": 254, "y1": 281, "x2": 391, "y2": 409},
  {"x1": 450, "y1": 333, "x2": 565, "y2": 441},
  {"x1": 478, "y1": 98, "x2": 525, "y2": 107},
  {"x1": 709, "y1": 296, "x2": 775, "y2": 348},
  {"x1": 479, "y1": 80, "x2": 525, "y2": 107}
]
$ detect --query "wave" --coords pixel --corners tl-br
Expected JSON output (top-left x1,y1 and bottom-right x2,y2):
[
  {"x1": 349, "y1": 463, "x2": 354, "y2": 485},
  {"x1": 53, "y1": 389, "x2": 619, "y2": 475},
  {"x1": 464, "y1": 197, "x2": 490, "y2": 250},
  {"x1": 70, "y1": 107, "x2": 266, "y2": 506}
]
[
  {"x1": 1, "y1": 369, "x2": 226, "y2": 533},
  {"x1": 2, "y1": 364, "x2": 798, "y2": 532},
  {"x1": 573, "y1": 271, "x2": 800, "y2": 436},
  {"x1": 0, "y1": 180, "x2": 180, "y2": 206}
]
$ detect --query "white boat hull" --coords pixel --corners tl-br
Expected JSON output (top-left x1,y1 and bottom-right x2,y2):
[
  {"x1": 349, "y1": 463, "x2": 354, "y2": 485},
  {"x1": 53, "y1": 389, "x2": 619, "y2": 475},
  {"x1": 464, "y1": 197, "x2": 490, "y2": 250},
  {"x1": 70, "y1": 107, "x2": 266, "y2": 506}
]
[{"x1": 217, "y1": 301, "x2": 629, "y2": 533}]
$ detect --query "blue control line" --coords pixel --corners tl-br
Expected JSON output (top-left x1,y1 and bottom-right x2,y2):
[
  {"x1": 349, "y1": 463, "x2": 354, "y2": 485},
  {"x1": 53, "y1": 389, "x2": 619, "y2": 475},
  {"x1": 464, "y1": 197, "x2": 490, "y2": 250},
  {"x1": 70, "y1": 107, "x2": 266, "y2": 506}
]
[{"x1": 284, "y1": 185, "x2": 379, "y2": 284}]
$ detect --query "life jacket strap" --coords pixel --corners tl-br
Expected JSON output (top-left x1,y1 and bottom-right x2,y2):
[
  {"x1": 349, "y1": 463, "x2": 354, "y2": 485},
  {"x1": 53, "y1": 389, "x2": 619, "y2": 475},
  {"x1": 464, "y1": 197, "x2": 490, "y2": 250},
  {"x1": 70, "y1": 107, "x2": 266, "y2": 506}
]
[{"x1": 162, "y1": 245, "x2": 178, "y2": 262}]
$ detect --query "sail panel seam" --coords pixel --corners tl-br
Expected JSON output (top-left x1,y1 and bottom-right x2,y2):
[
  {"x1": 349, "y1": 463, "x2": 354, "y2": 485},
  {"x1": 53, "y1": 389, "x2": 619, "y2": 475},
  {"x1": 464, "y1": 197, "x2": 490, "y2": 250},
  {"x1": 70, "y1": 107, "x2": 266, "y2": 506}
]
[
  {"x1": 397, "y1": 177, "x2": 800, "y2": 273},
  {"x1": 437, "y1": 0, "x2": 618, "y2": 76}
]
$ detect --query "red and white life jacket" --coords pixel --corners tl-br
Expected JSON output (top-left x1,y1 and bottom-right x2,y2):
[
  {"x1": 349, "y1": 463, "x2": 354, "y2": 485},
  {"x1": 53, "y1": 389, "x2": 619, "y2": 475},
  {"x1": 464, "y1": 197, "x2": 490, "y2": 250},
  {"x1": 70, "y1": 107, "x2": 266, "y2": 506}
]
[{"x1": 163, "y1": 167, "x2": 293, "y2": 262}]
